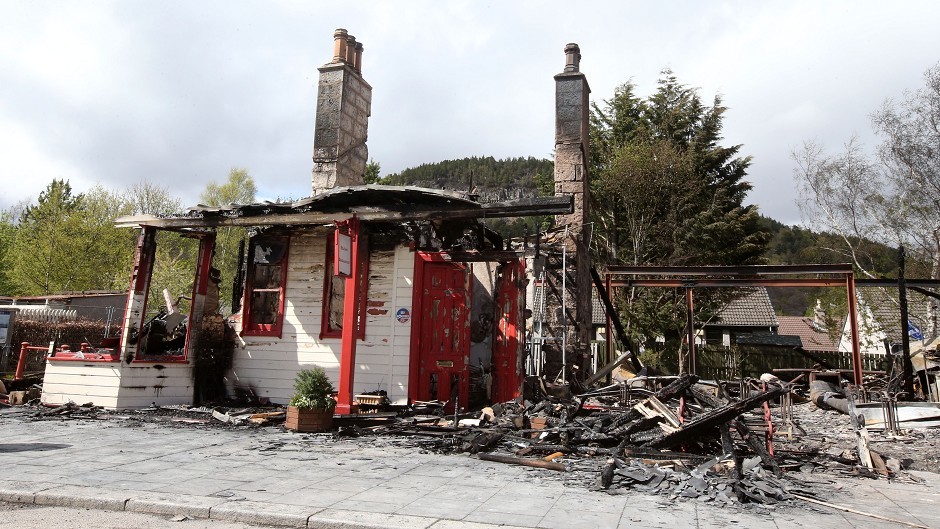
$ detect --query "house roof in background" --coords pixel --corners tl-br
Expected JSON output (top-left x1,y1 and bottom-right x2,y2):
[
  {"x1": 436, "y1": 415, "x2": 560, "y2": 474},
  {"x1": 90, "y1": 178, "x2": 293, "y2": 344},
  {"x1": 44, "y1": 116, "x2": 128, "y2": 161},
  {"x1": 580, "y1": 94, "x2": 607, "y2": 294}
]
[
  {"x1": 777, "y1": 316, "x2": 839, "y2": 352},
  {"x1": 708, "y1": 288, "x2": 779, "y2": 328},
  {"x1": 857, "y1": 287, "x2": 933, "y2": 344}
]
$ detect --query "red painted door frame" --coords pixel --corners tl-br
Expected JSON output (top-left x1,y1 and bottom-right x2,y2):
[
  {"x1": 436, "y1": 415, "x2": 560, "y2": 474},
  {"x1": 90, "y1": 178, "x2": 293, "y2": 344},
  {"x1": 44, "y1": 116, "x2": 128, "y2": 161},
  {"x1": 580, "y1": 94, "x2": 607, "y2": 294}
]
[{"x1": 408, "y1": 252, "x2": 471, "y2": 410}]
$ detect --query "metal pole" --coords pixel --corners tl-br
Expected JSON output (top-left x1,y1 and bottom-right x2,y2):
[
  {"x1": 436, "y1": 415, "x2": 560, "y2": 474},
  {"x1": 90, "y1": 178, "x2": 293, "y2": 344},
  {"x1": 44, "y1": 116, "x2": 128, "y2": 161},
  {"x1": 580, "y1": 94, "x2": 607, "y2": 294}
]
[
  {"x1": 847, "y1": 272, "x2": 863, "y2": 387},
  {"x1": 899, "y1": 245, "x2": 915, "y2": 398},
  {"x1": 686, "y1": 288, "x2": 696, "y2": 375},
  {"x1": 561, "y1": 226, "x2": 568, "y2": 384}
]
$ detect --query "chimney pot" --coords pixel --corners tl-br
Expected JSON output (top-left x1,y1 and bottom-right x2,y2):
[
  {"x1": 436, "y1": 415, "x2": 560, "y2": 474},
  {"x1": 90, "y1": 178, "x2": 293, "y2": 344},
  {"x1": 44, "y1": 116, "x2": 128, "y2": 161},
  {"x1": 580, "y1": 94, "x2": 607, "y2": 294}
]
[
  {"x1": 345, "y1": 34, "x2": 357, "y2": 65},
  {"x1": 333, "y1": 28, "x2": 349, "y2": 64},
  {"x1": 354, "y1": 42, "x2": 364, "y2": 74},
  {"x1": 564, "y1": 43, "x2": 581, "y2": 72}
]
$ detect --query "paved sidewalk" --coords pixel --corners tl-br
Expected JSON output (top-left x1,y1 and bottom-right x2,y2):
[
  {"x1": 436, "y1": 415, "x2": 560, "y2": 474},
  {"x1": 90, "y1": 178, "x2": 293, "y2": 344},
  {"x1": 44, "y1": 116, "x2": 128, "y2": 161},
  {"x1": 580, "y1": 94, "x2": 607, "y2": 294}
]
[{"x1": 0, "y1": 410, "x2": 937, "y2": 529}]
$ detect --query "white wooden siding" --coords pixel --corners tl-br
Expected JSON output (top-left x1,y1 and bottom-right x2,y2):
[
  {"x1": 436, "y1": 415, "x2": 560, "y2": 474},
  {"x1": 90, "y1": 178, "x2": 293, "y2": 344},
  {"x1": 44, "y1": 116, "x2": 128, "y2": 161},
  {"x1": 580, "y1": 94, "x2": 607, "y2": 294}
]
[
  {"x1": 42, "y1": 361, "x2": 193, "y2": 409},
  {"x1": 42, "y1": 362, "x2": 122, "y2": 407},
  {"x1": 230, "y1": 234, "x2": 416, "y2": 405}
]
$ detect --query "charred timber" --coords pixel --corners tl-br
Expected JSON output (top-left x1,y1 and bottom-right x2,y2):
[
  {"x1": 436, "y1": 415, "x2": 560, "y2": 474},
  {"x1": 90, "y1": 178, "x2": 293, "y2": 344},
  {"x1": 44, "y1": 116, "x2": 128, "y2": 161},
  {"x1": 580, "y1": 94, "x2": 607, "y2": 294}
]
[
  {"x1": 643, "y1": 385, "x2": 788, "y2": 449},
  {"x1": 115, "y1": 196, "x2": 574, "y2": 229}
]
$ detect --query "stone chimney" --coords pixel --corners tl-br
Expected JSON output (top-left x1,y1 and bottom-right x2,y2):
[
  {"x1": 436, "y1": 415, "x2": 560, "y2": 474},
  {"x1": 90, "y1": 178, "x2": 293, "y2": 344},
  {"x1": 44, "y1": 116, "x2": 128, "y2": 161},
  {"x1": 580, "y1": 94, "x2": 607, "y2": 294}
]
[
  {"x1": 549, "y1": 43, "x2": 594, "y2": 374},
  {"x1": 312, "y1": 29, "x2": 372, "y2": 192},
  {"x1": 554, "y1": 43, "x2": 590, "y2": 230}
]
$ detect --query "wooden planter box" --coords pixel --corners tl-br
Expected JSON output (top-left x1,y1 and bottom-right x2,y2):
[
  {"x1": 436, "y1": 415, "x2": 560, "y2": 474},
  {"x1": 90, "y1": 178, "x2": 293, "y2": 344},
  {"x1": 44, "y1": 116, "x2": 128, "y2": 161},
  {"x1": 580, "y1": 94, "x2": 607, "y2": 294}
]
[{"x1": 285, "y1": 406, "x2": 334, "y2": 432}]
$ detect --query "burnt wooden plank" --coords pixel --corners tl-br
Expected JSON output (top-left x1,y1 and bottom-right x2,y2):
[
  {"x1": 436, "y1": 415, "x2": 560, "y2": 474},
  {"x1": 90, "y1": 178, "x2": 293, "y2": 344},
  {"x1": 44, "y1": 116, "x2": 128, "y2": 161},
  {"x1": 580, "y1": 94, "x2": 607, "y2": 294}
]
[{"x1": 643, "y1": 385, "x2": 787, "y2": 449}]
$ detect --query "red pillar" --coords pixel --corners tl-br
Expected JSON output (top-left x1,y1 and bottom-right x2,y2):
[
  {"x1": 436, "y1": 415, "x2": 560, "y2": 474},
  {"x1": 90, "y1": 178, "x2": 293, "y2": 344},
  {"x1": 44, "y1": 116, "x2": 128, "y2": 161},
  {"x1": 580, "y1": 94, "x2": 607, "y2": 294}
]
[
  {"x1": 335, "y1": 217, "x2": 361, "y2": 415},
  {"x1": 14, "y1": 342, "x2": 29, "y2": 381}
]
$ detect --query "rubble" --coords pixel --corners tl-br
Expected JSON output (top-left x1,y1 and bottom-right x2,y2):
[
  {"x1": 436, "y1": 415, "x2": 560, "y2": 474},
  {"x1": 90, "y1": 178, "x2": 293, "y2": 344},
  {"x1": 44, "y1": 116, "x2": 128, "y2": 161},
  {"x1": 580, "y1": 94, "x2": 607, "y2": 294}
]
[{"x1": 13, "y1": 370, "x2": 940, "y2": 515}]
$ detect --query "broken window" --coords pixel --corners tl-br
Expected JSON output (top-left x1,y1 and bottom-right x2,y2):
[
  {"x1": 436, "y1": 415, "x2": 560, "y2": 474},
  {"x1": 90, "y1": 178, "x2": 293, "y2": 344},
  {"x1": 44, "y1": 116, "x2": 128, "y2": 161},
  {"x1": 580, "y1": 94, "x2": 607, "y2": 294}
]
[
  {"x1": 320, "y1": 231, "x2": 368, "y2": 340},
  {"x1": 242, "y1": 236, "x2": 289, "y2": 337},
  {"x1": 130, "y1": 230, "x2": 206, "y2": 361}
]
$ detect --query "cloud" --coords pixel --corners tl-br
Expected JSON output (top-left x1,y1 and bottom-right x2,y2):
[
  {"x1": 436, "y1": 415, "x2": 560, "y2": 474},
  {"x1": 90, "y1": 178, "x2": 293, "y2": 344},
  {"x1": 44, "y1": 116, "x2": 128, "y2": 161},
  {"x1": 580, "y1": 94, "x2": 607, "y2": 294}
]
[{"x1": 1, "y1": 0, "x2": 940, "y2": 225}]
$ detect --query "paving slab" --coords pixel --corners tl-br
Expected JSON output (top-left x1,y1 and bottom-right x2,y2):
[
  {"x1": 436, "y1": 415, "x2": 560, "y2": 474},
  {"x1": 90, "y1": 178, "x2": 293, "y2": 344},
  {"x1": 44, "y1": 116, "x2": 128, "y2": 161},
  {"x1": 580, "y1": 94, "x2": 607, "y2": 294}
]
[{"x1": 3, "y1": 411, "x2": 940, "y2": 529}]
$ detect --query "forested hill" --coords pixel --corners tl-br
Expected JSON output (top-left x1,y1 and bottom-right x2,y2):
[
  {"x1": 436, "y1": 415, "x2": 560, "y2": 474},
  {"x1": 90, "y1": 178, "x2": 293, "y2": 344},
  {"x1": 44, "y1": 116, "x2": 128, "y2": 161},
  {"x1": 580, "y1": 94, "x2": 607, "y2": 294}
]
[
  {"x1": 382, "y1": 156, "x2": 553, "y2": 201},
  {"x1": 380, "y1": 156, "x2": 907, "y2": 316}
]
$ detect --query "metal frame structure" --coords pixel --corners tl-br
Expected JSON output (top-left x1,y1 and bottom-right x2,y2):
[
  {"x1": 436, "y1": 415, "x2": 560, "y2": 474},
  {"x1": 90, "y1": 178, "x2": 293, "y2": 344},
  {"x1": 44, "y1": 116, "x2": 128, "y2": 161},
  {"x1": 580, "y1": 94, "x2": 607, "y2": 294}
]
[{"x1": 601, "y1": 264, "x2": 940, "y2": 385}]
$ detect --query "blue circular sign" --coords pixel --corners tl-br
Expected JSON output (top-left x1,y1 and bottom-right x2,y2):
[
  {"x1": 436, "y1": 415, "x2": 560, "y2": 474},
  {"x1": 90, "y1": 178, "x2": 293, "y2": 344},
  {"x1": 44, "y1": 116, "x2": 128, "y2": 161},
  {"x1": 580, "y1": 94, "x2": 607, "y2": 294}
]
[{"x1": 396, "y1": 308, "x2": 410, "y2": 323}]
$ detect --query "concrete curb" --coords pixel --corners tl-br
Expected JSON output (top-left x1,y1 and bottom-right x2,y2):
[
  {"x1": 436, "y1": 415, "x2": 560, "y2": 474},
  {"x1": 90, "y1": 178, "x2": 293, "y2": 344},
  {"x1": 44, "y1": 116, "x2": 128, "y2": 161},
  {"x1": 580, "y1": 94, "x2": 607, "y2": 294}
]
[
  {"x1": 0, "y1": 482, "x2": 507, "y2": 529},
  {"x1": 209, "y1": 500, "x2": 322, "y2": 527},
  {"x1": 34, "y1": 485, "x2": 127, "y2": 511},
  {"x1": 427, "y1": 522, "x2": 533, "y2": 529},
  {"x1": 126, "y1": 492, "x2": 229, "y2": 518},
  {"x1": 0, "y1": 481, "x2": 55, "y2": 504},
  {"x1": 307, "y1": 509, "x2": 437, "y2": 529}
]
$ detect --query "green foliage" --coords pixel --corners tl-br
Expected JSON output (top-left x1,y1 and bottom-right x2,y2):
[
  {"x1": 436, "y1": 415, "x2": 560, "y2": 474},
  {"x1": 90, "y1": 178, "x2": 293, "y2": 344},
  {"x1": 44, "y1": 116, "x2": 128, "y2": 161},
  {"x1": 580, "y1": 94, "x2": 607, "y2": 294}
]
[
  {"x1": 145, "y1": 231, "x2": 201, "y2": 320},
  {"x1": 590, "y1": 71, "x2": 770, "y2": 355},
  {"x1": 200, "y1": 168, "x2": 257, "y2": 313},
  {"x1": 759, "y1": 214, "x2": 910, "y2": 318},
  {"x1": 363, "y1": 159, "x2": 383, "y2": 184},
  {"x1": 0, "y1": 179, "x2": 186, "y2": 297},
  {"x1": 3, "y1": 180, "x2": 128, "y2": 295},
  {"x1": 385, "y1": 156, "x2": 554, "y2": 238},
  {"x1": 289, "y1": 367, "x2": 336, "y2": 411},
  {"x1": 384, "y1": 156, "x2": 553, "y2": 198},
  {"x1": 590, "y1": 71, "x2": 769, "y2": 267},
  {"x1": 0, "y1": 210, "x2": 16, "y2": 293}
]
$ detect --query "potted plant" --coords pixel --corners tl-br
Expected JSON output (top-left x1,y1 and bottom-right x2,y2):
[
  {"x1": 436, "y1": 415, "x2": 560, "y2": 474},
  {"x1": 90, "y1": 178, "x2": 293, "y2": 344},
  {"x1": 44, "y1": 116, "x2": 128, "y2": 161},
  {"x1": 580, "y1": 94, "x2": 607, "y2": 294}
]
[{"x1": 285, "y1": 366, "x2": 336, "y2": 432}]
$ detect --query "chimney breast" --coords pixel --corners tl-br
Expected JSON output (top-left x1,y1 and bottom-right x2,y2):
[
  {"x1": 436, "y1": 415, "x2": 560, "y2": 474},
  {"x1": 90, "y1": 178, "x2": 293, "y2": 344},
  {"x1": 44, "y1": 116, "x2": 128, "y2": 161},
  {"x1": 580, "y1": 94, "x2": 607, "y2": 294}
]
[{"x1": 564, "y1": 43, "x2": 581, "y2": 72}]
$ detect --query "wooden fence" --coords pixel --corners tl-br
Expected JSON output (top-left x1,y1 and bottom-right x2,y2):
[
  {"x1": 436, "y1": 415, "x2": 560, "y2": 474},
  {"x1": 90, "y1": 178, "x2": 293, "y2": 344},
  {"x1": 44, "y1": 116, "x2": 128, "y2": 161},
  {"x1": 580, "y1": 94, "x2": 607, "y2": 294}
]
[{"x1": 695, "y1": 345, "x2": 887, "y2": 381}]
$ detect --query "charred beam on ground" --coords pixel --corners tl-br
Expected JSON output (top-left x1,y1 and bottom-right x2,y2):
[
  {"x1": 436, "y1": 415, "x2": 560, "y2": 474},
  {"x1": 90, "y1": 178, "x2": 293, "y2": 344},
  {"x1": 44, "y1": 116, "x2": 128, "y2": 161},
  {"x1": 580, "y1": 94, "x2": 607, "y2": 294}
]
[{"x1": 643, "y1": 385, "x2": 787, "y2": 449}]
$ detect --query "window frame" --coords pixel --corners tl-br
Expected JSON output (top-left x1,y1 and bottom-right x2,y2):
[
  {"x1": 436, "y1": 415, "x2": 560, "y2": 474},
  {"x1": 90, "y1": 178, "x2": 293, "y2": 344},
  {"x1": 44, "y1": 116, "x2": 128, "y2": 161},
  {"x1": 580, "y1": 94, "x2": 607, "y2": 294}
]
[
  {"x1": 241, "y1": 235, "x2": 290, "y2": 338},
  {"x1": 320, "y1": 230, "x2": 368, "y2": 340}
]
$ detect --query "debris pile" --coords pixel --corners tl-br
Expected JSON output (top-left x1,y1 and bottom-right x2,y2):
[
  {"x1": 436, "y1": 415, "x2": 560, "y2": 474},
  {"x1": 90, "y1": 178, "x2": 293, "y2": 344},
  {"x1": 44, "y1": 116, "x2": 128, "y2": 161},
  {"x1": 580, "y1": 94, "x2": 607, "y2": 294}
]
[
  {"x1": 16, "y1": 370, "x2": 940, "y2": 514},
  {"x1": 353, "y1": 374, "x2": 817, "y2": 504}
]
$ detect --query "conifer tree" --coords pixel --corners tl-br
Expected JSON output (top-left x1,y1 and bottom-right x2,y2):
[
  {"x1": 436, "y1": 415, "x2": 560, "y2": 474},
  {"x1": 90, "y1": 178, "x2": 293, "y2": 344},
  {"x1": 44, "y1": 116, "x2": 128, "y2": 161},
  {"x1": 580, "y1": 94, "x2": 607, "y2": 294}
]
[{"x1": 590, "y1": 71, "x2": 770, "y2": 369}]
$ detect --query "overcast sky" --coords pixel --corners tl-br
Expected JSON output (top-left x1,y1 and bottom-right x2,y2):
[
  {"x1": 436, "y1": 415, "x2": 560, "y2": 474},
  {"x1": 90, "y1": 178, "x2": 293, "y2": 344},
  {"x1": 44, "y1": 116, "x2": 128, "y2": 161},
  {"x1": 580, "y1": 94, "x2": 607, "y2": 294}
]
[{"x1": 2, "y1": 1, "x2": 939, "y2": 224}]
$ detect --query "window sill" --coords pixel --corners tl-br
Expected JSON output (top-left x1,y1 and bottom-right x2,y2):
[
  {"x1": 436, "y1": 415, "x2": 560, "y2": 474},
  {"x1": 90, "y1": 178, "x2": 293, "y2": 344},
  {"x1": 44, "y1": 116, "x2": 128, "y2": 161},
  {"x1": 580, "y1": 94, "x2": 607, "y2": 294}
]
[
  {"x1": 241, "y1": 330, "x2": 283, "y2": 338},
  {"x1": 48, "y1": 354, "x2": 120, "y2": 363},
  {"x1": 132, "y1": 357, "x2": 189, "y2": 364}
]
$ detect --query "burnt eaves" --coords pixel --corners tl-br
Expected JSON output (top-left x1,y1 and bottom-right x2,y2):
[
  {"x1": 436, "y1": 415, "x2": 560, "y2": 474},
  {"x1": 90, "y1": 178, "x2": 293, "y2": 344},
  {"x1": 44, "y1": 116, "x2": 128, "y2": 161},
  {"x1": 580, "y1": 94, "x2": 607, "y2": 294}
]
[{"x1": 116, "y1": 185, "x2": 572, "y2": 230}]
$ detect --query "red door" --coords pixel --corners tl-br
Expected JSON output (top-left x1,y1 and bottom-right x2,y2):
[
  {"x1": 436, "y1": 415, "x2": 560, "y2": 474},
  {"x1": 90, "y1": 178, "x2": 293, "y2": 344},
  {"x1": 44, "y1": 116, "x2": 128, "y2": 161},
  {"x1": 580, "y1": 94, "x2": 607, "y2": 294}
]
[
  {"x1": 492, "y1": 259, "x2": 524, "y2": 402},
  {"x1": 412, "y1": 258, "x2": 470, "y2": 410}
]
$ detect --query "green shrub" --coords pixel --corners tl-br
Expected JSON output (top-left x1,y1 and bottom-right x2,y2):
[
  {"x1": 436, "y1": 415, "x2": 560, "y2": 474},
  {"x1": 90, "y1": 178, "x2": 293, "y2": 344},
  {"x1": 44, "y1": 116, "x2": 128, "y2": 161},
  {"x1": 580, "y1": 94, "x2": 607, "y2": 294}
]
[{"x1": 288, "y1": 367, "x2": 336, "y2": 411}]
